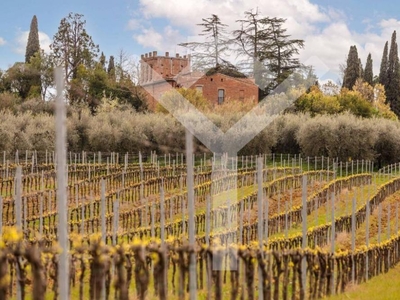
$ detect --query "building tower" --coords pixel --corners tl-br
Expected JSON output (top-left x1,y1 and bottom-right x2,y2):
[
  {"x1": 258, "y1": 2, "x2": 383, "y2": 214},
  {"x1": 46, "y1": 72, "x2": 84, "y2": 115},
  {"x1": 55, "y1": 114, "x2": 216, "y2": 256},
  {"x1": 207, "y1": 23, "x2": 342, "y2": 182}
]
[{"x1": 139, "y1": 51, "x2": 191, "y2": 85}]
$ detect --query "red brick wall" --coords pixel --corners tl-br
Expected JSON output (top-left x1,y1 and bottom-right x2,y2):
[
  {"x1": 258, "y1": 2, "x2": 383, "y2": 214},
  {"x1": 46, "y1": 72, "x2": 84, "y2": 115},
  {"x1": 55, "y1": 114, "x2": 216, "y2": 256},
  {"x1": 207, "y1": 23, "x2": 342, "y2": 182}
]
[
  {"x1": 190, "y1": 73, "x2": 258, "y2": 105},
  {"x1": 140, "y1": 51, "x2": 190, "y2": 84},
  {"x1": 141, "y1": 80, "x2": 177, "y2": 111},
  {"x1": 140, "y1": 52, "x2": 258, "y2": 110},
  {"x1": 142, "y1": 73, "x2": 258, "y2": 111}
]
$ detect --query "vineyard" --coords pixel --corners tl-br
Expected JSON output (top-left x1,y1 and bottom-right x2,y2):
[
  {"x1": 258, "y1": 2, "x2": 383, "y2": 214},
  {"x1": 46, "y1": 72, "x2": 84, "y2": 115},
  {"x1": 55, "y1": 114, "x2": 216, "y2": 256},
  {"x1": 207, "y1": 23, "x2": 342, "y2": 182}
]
[{"x1": 0, "y1": 151, "x2": 400, "y2": 300}]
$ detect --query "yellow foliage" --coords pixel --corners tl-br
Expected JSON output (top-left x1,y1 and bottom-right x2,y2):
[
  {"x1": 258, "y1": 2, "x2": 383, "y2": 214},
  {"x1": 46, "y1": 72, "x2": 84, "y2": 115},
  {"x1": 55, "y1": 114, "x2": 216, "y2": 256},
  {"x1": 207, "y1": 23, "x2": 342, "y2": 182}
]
[
  {"x1": 1, "y1": 227, "x2": 22, "y2": 244},
  {"x1": 95, "y1": 97, "x2": 123, "y2": 113},
  {"x1": 70, "y1": 232, "x2": 83, "y2": 248},
  {"x1": 211, "y1": 98, "x2": 257, "y2": 113},
  {"x1": 156, "y1": 88, "x2": 210, "y2": 114},
  {"x1": 373, "y1": 84, "x2": 398, "y2": 120},
  {"x1": 89, "y1": 233, "x2": 103, "y2": 245},
  {"x1": 353, "y1": 78, "x2": 374, "y2": 102},
  {"x1": 0, "y1": 274, "x2": 10, "y2": 288}
]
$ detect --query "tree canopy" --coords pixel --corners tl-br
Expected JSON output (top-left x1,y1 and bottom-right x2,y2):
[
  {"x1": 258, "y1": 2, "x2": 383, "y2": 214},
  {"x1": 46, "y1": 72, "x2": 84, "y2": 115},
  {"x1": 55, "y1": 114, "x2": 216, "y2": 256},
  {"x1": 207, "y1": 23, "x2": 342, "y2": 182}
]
[
  {"x1": 179, "y1": 14, "x2": 231, "y2": 71},
  {"x1": 25, "y1": 15, "x2": 40, "y2": 64},
  {"x1": 342, "y1": 45, "x2": 361, "y2": 90},
  {"x1": 234, "y1": 10, "x2": 304, "y2": 97}
]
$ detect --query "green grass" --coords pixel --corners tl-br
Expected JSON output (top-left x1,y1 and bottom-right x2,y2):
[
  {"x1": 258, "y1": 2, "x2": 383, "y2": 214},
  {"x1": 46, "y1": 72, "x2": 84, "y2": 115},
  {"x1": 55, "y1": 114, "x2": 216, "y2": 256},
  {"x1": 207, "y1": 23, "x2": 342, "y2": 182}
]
[
  {"x1": 268, "y1": 182, "x2": 381, "y2": 240},
  {"x1": 328, "y1": 261, "x2": 400, "y2": 300}
]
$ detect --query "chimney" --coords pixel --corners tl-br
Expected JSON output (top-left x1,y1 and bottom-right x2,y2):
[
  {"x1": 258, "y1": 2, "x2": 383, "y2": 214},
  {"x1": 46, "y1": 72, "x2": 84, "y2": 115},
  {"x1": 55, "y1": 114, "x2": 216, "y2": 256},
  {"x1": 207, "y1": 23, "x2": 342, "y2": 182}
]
[
  {"x1": 141, "y1": 54, "x2": 144, "y2": 59},
  {"x1": 176, "y1": 53, "x2": 179, "y2": 58},
  {"x1": 145, "y1": 53, "x2": 148, "y2": 58},
  {"x1": 149, "y1": 52, "x2": 152, "y2": 57},
  {"x1": 165, "y1": 52, "x2": 169, "y2": 57},
  {"x1": 183, "y1": 55, "x2": 187, "y2": 59},
  {"x1": 153, "y1": 51, "x2": 157, "y2": 57}
]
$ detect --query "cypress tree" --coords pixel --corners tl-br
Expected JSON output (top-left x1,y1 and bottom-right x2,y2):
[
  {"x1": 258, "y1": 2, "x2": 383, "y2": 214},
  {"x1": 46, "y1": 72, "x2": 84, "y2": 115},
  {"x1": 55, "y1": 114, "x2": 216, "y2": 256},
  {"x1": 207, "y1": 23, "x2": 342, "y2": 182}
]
[
  {"x1": 107, "y1": 55, "x2": 115, "y2": 81},
  {"x1": 387, "y1": 31, "x2": 397, "y2": 85},
  {"x1": 24, "y1": 15, "x2": 41, "y2": 98},
  {"x1": 386, "y1": 31, "x2": 400, "y2": 116},
  {"x1": 379, "y1": 41, "x2": 389, "y2": 87},
  {"x1": 364, "y1": 53, "x2": 373, "y2": 85},
  {"x1": 25, "y1": 15, "x2": 40, "y2": 63},
  {"x1": 342, "y1": 45, "x2": 361, "y2": 89},
  {"x1": 99, "y1": 52, "x2": 106, "y2": 70}
]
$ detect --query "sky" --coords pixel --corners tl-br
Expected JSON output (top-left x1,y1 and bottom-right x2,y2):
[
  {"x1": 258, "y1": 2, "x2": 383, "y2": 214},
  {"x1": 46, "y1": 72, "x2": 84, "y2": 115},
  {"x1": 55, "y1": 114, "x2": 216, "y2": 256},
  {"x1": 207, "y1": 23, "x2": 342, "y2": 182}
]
[{"x1": 1, "y1": 0, "x2": 400, "y2": 83}]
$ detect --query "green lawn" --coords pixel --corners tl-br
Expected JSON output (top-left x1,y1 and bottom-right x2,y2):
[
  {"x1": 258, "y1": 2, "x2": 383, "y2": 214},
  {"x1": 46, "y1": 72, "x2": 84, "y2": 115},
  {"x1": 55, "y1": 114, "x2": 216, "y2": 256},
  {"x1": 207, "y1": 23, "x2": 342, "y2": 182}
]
[{"x1": 328, "y1": 261, "x2": 400, "y2": 300}]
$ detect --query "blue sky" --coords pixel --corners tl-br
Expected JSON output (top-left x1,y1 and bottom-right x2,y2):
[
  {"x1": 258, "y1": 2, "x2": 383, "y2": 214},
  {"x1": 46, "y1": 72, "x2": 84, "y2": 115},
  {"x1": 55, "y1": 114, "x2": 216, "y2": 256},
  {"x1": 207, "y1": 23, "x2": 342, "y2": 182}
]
[
  {"x1": 1, "y1": 0, "x2": 400, "y2": 82},
  {"x1": 0, "y1": 0, "x2": 140, "y2": 69}
]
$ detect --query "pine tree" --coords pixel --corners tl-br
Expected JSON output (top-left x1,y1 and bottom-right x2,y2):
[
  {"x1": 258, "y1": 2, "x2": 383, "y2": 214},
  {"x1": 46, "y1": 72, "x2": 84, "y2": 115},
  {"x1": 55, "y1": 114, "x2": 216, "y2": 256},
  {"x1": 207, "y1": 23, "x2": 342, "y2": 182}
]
[
  {"x1": 342, "y1": 45, "x2": 361, "y2": 89},
  {"x1": 51, "y1": 13, "x2": 99, "y2": 104},
  {"x1": 386, "y1": 31, "x2": 400, "y2": 116},
  {"x1": 233, "y1": 10, "x2": 304, "y2": 97},
  {"x1": 379, "y1": 41, "x2": 389, "y2": 87},
  {"x1": 25, "y1": 15, "x2": 40, "y2": 63},
  {"x1": 364, "y1": 53, "x2": 373, "y2": 85},
  {"x1": 51, "y1": 13, "x2": 99, "y2": 83},
  {"x1": 179, "y1": 14, "x2": 230, "y2": 71}
]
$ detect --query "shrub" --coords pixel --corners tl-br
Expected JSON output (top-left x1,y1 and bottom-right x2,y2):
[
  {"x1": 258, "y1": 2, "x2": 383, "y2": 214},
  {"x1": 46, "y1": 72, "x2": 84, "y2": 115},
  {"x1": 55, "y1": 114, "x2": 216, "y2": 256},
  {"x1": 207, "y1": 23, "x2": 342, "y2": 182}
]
[
  {"x1": 0, "y1": 92, "x2": 20, "y2": 112},
  {"x1": 24, "y1": 113, "x2": 55, "y2": 152},
  {"x1": 271, "y1": 114, "x2": 306, "y2": 154},
  {"x1": 18, "y1": 98, "x2": 55, "y2": 115},
  {"x1": 296, "y1": 113, "x2": 377, "y2": 161},
  {"x1": 372, "y1": 118, "x2": 400, "y2": 168},
  {"x1": 156, "y1": 88, "x2": 210, "y2": 114},
  {"x1": 87, "y1": 111, "x2": 122, "y2": 152}
]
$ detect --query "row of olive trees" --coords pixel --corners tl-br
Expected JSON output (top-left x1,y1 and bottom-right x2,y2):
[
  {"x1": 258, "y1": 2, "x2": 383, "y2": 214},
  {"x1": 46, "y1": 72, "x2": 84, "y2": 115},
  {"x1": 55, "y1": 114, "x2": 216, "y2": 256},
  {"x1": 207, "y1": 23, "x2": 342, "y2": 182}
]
[
  {"x1": 274, "y1": 112, "x2": 400, "y2": 168},
  {"x1": 0, "y1": 108, "x2": 399, "y2": 167}
]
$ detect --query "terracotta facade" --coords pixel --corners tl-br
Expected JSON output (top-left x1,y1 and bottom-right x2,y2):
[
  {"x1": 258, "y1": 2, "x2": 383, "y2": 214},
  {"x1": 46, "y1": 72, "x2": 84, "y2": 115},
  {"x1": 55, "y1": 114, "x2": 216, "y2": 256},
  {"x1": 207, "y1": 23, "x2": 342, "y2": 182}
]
[{"x1": 140, "y1": 51, "x2": 258, "y2": 110}]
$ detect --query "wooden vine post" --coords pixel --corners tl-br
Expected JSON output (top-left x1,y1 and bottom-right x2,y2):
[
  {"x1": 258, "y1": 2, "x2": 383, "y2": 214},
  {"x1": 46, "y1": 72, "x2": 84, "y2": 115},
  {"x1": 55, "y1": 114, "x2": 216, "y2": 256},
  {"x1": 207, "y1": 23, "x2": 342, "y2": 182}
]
[
  {"x1": 55, "y1": 67, "x2": 69, "y2": 300},
  {"x1": 301, "y1": 175, "x2": 307, "y2": 299},
  {"x1": 257, "y1": 157, "x2": 264, "y2": 300},
  {"x1": 186, "y1": 129, "x2": 197, "y2": 300}
]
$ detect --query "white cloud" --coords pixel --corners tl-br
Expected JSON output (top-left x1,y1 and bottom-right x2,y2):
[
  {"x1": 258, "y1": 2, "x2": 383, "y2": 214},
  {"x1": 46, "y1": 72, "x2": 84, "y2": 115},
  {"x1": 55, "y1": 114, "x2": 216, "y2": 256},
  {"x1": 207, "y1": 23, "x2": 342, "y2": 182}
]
[
  {"x1": 323, "y1": 6, "x2": 347, "y2": 22},
  {"x1": 134, "y1": 27, "x2": 163, "y2": 49},
  {"x1": 134, "y1": 25, "x2": 185, "y2": 54},
  {"x1": 134, "y1": 0, "x2": 400, "y2": 81},
  {"x1": 137, "y1": 0, "x2": 330, "y2": 52},
  {"x1": 15, "y1": 30, "x2": 51, "y2": 55},
  {"x1": 0, "y1": 37, "x2": 6, "y2": 46},
  {"x1": 300, "y1": 22, "x2": 353, "y2": 77},
  {"x1": 136, "y1": 0, "x2": 335, "y2": 75},
  {"x1": 139, "y1": 0, "x2": 328, "y2": 34},
  {"x1": 126, "y1": 18, "x2": 141, "y2": 31}
]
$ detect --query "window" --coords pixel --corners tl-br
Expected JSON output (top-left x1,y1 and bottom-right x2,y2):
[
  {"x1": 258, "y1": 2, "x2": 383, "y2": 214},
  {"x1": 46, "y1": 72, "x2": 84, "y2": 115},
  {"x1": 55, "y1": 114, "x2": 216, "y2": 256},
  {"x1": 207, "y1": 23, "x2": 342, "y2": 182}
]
[
  {"x1": 239, "y1": 90, "x2": 244, "y2": 101},
  {"x1": 221, "y1": 78, "x2": 224, "y2": 82},
  {"x1": 210, "y1": 78, "x2": 213, "y2": 81},
  {"x1": 218, "y1": 89, "x2": 225, "y2": 104}
]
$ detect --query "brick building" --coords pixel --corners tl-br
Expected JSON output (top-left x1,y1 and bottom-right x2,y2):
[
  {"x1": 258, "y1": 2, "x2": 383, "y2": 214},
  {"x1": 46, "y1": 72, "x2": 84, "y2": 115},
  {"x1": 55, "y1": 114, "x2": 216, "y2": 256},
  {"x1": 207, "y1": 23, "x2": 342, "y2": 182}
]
[{"x1": 139, "y1": 51, "x2": 258, "y2": 110}]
